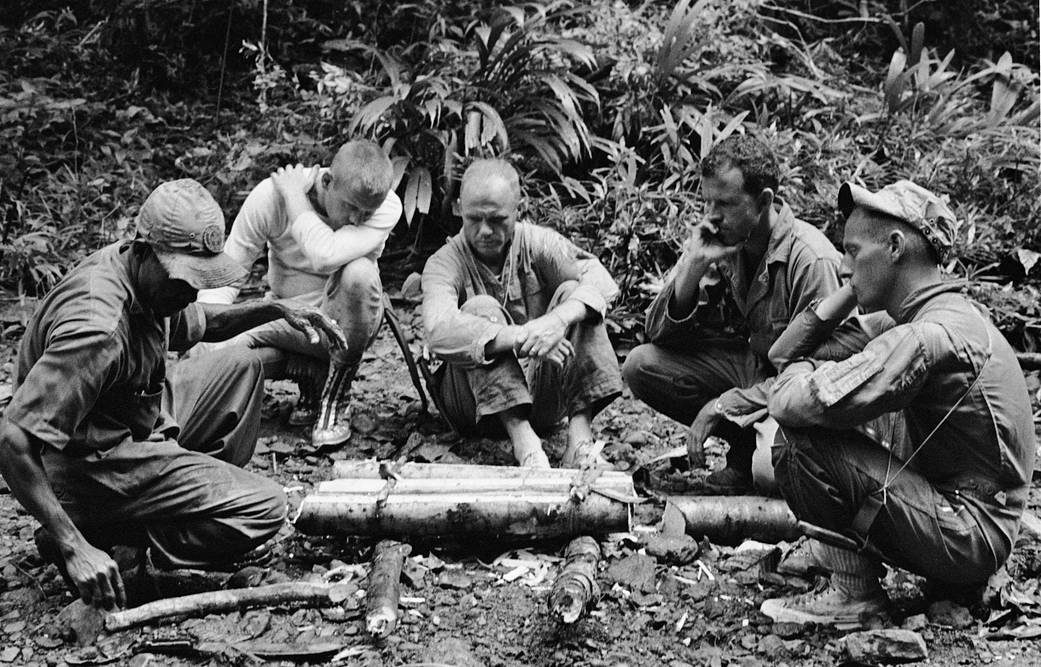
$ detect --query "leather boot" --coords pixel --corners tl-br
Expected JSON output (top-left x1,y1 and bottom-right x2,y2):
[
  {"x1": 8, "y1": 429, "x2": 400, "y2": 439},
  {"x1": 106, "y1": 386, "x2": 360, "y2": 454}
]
[{"x1": 312, "y1": 360, "x2": 358, "y2": 449}]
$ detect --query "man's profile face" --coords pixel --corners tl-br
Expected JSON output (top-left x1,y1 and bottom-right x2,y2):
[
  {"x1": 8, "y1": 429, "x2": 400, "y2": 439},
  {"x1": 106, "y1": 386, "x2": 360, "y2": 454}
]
[
  {"x1": 460, "y1": 175, "x2": 519, "y2": 267},
  {"x1": 138, "y1": 250, "x2": 199, "y2": 317},
  {"x1": 322, "y1": 173, "x2": 382, "y2": 230},
  {"x1": 842, "y1": 209, "x2": 892, "y2": 313},
  {"x1": 701, "y1": 166, "x2": 765, "y2": 247}
]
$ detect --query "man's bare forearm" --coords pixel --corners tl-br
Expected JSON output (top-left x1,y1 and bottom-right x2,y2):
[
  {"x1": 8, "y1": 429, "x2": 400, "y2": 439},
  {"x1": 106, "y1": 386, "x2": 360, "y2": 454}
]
[
  {"x1": 0, "y1": 421, "x2": 90, "y2": 556},
  {"x1": 199, "y1": 301, "x2": 286, "y2": 342},
  {"x1": 669, "y1": 254, "x2": 711, "y2": 318}
]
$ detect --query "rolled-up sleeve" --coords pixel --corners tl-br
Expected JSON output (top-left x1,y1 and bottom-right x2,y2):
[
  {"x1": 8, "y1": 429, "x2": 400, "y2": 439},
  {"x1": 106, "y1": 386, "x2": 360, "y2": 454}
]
[
  {"x1": 5, "y1": 330, "x2": 120, "y2": 450},
  {"x1": 528, "y1": 226, "x2": 609, "y2": 320},
  {"x1": 421, "y1": 249, "x2": 505, "y2": 367},
  {"x1": 168, "y1": 303, "x2": 207, "y2": 352},
  {"x1": 768, "y1": 323, "x2": 941, "y2": 429},
  {"x1": 644, "y1": 278, "x2": 700, "y2": 344}
]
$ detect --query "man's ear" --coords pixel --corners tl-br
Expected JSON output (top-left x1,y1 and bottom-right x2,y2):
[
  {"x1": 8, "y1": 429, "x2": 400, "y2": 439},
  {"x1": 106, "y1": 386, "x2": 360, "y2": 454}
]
[
  {"x1": 756, "y1": 187, "x2": 775, "y2": 213},
  {"x1": 888, "y1": 229, "x2": 907, "y2": 262},
  {"x1": 321, "y1": 172, "x2": 333, "y2": 191}
]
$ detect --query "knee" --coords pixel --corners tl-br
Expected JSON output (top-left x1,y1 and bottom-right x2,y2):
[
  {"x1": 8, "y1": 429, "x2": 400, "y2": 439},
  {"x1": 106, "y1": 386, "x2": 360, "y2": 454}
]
[
  {"x1": 461, "y1": 295, "x2": 506, "y2": 322},
  {"x1": 252, "y1": 479, "x2": 289, "y2": 537},
  {"x1": 336, "y1": 257, "x2": 380, "y2": 290},
  {"x1": 621, "y1": 344, "x2": 656, "y2": 398}
]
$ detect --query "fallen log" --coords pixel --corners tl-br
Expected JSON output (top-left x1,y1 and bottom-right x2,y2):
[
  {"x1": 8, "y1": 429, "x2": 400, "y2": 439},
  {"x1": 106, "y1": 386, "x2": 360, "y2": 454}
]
[
  {"x1": 548, "y1": 536, "x2": 601, "y2": 624},
  {"x1": 365, "y1": 540, "x2": 411, "y2": 640},
  {"x1": 296, "y1": 463, "x2": 636, "y2": 539},
  {"x1": 667, "y1": 496, "x2": 800, "y2": 545},
  {"x1": 105, "y1": 582, "x2": 341, "y2": 633}
]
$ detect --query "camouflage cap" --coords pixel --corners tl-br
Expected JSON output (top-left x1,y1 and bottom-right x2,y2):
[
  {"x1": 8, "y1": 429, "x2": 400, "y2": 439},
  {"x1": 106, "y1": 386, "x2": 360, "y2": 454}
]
[
  {"x1": 135, "y1": 179, "x2": 246, "y2": 289},
  {"x1": 838, "y1": 180, "x2": 957, "y2": 264}
]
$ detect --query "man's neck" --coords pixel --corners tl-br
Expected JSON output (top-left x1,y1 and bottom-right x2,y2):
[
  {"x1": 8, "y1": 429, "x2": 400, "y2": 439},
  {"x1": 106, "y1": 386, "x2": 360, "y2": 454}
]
[
  {"x1": 884, "y1": 266, "x2": 944, "y2": 320},
  {"x1": 742, "y1": 206, "x2": 777, "y2": 269}
]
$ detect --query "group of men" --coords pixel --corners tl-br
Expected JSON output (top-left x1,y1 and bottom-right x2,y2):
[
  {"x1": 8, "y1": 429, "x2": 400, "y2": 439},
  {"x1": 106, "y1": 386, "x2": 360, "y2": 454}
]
[{"x1": 0, "y1": 134, "x2": 1034, "y2": 631}]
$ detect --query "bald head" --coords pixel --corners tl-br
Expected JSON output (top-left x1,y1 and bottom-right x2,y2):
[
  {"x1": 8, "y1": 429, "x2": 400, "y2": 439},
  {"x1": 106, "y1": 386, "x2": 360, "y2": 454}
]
[
  {"x1": 460, "y1": 159, "x2": 521, "y2": 206},
  {"x1": 459, "y1": 159, "x2": 522, "y2": 268}
]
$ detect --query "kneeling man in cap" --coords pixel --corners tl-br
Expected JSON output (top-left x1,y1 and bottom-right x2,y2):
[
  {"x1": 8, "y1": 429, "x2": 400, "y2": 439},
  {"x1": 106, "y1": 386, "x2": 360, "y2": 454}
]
[
  {"x1": 0, "y1": 179, "x2": 346, "y2": 610},
  {"x1": 760, "y1": 180, "x2": 1035, "y2": 628}
]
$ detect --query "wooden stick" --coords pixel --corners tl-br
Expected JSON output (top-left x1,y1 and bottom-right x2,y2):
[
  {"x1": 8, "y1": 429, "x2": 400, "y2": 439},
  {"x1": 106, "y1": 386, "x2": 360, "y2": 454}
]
[
  {"x1": 365, "y1": 540, "x2": 411, "y2": 640},
  {"x1": 667, "y1": 496, "x2": 801, "y2": 545},
  {"x1": 548, "y1": 536, "x2": 601, "y2": 624},
  {"x1": 105, "y1": 582, "x2": 337, "y2": 632}
]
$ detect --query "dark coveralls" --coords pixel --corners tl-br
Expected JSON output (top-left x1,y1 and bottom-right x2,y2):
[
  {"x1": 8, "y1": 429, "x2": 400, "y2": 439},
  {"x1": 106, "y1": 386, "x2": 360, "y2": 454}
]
[
  {"x1": 622, "y1": 204, "x2": 842, "y2": 464},
  {"x1": 769, "y1": 282, "x2": 1036, "y2": 584},
  {"x1": 5, "y1": 243, "x2": 286, "y2": 569}
]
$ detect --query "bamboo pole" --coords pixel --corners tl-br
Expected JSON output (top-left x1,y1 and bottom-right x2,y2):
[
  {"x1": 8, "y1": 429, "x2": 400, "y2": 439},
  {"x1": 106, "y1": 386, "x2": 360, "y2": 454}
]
[
  {"x1": 295, "y1": 490, "x2": 632, "y2": 538},
  {"x1": 331, "y1": 460, "x2": 634, "y2": 484},
  {"x1": 365, "y1": 540, "x2": 411, "y2": 640},
  {"x1": 316, "y1": 475, "x2": 636, "y2": 496},
  {"x1": 667, "y1": 496, "x2": 801, "y2": 545}
]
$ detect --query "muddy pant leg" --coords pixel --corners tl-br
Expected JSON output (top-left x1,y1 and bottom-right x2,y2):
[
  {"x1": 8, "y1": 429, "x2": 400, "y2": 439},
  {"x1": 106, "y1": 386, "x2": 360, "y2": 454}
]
[
  {"x1": 774, "y1": 426, "x2": 1004, "y2": 584},
  {"x1": 228, "y1": 257, "x2": 385, "y2": 373},
  {"x1": 622, "y1": 342, "x2": 764, "y2": 462},
  {"x1": 45, "y1": 441, "x2": 286, "y2": 569},
  {"x1": 436, "y1": 295, "x2": 532, "y2": 434},
  {"x1": 165, "y1": 347, "x2": 265, "y2": 467},
  {"x1": 529, "y1": 281, "x2": 623, "y2": 433}
]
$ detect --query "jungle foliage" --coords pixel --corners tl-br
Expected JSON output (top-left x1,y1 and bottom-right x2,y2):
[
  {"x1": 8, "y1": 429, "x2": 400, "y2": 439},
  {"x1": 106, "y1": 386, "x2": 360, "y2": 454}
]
[{"x1": 1, "y1": 0, "x2": 1039, "y2": 346}]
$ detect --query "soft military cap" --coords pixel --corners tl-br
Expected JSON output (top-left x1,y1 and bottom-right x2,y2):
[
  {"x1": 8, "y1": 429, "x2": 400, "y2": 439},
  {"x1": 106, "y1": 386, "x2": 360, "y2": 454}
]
[
  {"x1": 135, "y1": 179, "x2": 246, "y2": 289},
  {"x1": 838, "y1": 180, "x2": 957, "y2": 264}
]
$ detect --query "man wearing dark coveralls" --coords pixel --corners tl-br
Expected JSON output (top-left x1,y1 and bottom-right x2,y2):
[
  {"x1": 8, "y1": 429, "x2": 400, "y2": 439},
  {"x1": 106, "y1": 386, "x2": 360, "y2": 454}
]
[
  {"x1": 622, "y1": 135, "x2": 842, "y2": 494},
  {"x1": 760, "y1": 181, "x2": 1036, "y2": 629},
  {"x1": 0, "y1": 179, "x2": 347, "y2": 610}
]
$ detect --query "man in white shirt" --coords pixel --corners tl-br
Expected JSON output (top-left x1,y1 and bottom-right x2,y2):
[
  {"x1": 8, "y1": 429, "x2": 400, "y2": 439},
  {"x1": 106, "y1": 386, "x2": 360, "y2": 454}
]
[{"x1": 199, "y1": 140, "x2": 402, "y2": 448}]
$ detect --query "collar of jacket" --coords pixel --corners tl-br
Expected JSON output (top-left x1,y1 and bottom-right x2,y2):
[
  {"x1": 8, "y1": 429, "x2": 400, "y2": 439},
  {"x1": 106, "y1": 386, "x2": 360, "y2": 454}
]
[{"x1": 895, "y1": 279, "x2": 969, "y2": 323}]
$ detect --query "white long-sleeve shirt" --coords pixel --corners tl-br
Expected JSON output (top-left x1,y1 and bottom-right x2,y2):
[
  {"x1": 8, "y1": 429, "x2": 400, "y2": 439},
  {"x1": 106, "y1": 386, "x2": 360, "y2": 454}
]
[{"x1": 199, "y1": 172, "x2": 402, "y2": 307}]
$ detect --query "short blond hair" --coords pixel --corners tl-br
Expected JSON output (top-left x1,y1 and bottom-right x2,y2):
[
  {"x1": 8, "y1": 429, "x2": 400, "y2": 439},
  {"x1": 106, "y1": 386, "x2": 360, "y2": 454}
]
[{"x1": 330, "y1": 140, "x2": 393, "y2": 201}]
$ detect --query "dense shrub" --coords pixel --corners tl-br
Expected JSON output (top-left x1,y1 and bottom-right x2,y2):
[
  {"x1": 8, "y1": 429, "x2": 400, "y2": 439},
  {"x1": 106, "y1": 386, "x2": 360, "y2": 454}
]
[{"x1": 1, "y1": 0, "x2": 1038, "y2": 348}]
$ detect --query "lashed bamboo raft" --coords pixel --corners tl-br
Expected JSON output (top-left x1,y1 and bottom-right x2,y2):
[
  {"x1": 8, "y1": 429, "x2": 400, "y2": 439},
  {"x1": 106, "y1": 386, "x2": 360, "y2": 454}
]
[{"x1": 294, "y1": 461, "x2": 636, "y2": 538}]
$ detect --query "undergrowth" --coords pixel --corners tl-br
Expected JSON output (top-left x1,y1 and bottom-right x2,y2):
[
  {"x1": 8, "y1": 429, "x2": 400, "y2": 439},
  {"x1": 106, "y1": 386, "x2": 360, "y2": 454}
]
[{"x1": 1, "y1": 0, "x2": 1038, "y2": 347}]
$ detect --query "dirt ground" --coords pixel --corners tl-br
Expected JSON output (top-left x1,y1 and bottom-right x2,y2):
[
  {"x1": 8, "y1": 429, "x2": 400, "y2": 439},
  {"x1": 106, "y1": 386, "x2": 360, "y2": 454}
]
[{"x1": 1, "y1": 298, "x2": 1040, "y2": 666}]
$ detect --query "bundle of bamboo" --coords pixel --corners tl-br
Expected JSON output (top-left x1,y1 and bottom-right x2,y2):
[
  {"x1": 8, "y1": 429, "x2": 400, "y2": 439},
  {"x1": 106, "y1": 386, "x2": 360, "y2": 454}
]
[{"x1": 294, "y1": 462, "x2": 637, "y2": 539}]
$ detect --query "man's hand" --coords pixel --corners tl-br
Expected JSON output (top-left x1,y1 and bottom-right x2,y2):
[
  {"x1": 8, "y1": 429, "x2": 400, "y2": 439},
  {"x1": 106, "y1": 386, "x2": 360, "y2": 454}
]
[
  {"x1": 814, "y1": 282, "x2": 858, "y2": 321},
  {"x1": 516, "y1": 312, "x2": 570, "y2": 361},
  {"x1": 280, "y1": 305, "x2": 348, "y2": 352},
  {"x1": 271, "y1": 164, "x2": 319, "y2": 201},
  {"x1": 680, "y1": 221, "x2": 744, "y2": 265},
  {"x1": 64, "y1": 540, "x2": 125, "y2": 610},
  {"x1": 686, "y1": 398, "x2": 722, "y2": 468}
]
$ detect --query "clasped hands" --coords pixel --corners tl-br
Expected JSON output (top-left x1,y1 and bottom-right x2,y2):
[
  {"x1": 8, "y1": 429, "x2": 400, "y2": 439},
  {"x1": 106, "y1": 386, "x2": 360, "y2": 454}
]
[{"x1": 506, "y1": 312, "x2": 573, "y2": 368}]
